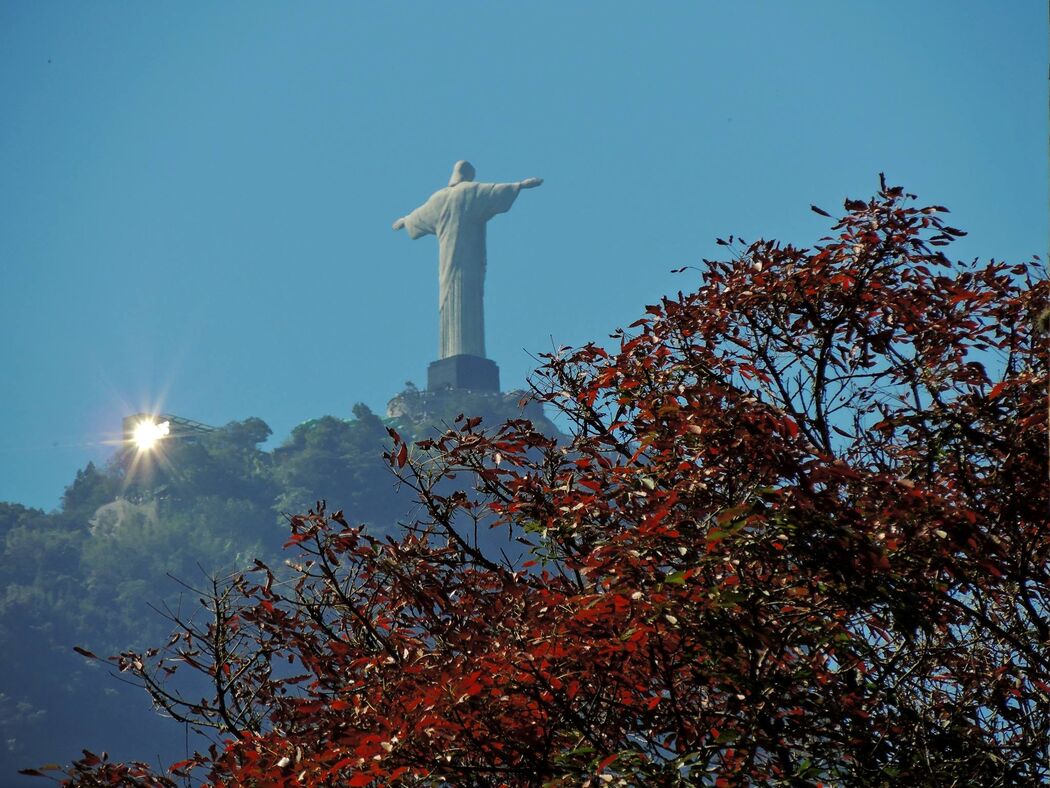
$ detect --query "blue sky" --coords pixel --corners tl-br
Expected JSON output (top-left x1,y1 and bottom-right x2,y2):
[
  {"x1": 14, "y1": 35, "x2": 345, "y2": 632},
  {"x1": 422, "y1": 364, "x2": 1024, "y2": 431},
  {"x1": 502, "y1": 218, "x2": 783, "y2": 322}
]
[{"x1": 1, "y1": 1, "x2": 1045, "y2": 510}]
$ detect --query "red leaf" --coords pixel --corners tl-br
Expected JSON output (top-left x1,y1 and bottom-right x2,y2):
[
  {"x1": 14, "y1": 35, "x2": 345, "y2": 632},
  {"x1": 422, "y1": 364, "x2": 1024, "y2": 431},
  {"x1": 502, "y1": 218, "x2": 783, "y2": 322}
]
[
  {"x1": 329, "y1": 757, "x2": 355, "y2": 773},
  {"x1": 396, "y1": 442, "x2": 408, "y2": 468},
  {"x1": 948, "y1": 290, "x2": 977, "y2": 305},
  {"x1": 73, "y1": 646, "x2": 98, "y2": 660},
  {"x1": 987, "y1": 381, "x2": 1006, "y2": 400}
]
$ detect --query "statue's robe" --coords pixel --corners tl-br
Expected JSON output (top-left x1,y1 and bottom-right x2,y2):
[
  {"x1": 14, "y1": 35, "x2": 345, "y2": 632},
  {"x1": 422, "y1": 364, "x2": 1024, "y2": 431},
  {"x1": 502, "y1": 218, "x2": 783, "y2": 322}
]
[{"x1": 402, "y1": 181, "x2": 520, "y2": 359}]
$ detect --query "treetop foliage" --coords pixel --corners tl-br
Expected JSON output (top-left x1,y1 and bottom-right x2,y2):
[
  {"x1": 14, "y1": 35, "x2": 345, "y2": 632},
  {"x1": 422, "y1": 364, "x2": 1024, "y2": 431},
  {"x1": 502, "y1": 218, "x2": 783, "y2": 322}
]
[{"x1": 38, "y1": 181, "x2": 1050, "y2": 785}]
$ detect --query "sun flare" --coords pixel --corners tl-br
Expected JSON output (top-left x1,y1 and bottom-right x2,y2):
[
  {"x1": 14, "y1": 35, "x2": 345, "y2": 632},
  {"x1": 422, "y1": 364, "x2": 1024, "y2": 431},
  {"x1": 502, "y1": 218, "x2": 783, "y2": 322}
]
[{"x1": 131, "y1": 418, "x2": 170, "y2": 451}]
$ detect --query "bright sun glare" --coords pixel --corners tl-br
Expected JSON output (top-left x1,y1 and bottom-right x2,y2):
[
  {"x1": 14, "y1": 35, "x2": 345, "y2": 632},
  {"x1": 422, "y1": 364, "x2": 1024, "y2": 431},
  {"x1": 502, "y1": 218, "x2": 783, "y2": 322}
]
[{"x1": 132, "y1": 418, "x2": 170, "y2": 451}]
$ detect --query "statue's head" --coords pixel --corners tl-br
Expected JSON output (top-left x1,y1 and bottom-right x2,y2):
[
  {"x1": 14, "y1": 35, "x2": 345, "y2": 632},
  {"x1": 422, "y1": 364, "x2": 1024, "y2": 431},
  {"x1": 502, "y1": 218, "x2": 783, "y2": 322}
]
[{"x1": 448, "y1": 160, "x2": 475, "y2": 187}]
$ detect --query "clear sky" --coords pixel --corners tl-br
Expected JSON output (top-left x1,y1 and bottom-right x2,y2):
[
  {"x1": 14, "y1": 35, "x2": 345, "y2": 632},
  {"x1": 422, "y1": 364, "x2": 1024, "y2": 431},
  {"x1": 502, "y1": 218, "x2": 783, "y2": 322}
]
[{"x1": 1, "y1": 1, "x2": 1046, "y2": 510}]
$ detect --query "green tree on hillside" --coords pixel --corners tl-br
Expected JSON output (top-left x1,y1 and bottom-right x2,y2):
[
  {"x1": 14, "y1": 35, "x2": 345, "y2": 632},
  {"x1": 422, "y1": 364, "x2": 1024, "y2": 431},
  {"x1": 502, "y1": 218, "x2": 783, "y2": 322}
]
[{"x1": 272, "y1": 406, "x2": 404, "y2": 532}]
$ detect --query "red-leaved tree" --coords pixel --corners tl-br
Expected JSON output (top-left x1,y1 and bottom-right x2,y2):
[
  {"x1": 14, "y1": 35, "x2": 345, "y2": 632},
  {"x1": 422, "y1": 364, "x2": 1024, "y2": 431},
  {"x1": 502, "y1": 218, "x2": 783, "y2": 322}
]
[{"x1": 40, "y1": 179, "x2": 1048, "y2": 786}]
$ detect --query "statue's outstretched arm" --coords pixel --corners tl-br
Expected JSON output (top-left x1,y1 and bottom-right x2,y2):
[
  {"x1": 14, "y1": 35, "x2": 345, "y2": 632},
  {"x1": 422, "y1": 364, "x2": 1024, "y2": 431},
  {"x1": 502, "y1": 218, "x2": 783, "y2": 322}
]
[
  {"x1": 519, "y1": 177, "x2": 543, "y2": 189},
  {"x1": 392, "y1": 217, "x2": 406, "y2": 231}
]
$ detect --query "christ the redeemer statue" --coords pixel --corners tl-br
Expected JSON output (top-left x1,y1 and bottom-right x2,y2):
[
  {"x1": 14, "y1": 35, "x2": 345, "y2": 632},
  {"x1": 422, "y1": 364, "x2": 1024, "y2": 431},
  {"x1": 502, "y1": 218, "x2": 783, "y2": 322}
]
[{"x1": 393, "y1": 161, "x2": 542, "y2": 391}]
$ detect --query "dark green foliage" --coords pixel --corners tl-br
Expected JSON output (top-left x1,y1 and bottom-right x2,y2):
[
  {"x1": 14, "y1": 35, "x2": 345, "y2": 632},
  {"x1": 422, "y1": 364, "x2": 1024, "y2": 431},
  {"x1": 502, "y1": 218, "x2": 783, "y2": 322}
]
[
  {"x1": 273, "y1": 407, "x2": 399, "y2": 525},
  {"x1": 60, "y1": 463, "x2": 118, "y2": 522},
  {"x1": 387, "y1": 383, "x2": 560, "y2": 443},
  {"x1": 0, "y1": 391, "x2": 557, "y2": 777}
]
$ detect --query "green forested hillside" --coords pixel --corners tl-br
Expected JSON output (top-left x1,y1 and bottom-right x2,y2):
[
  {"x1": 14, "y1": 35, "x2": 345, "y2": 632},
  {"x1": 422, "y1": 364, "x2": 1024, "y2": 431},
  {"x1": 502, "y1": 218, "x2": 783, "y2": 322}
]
[{"x1": 1, "y1": 387, "x2": 556, "y2": 779}]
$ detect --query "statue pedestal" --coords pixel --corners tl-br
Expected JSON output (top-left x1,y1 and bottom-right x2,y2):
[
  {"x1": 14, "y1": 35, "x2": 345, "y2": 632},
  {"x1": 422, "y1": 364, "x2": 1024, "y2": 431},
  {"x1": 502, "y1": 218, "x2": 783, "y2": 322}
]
[{"x1": 427, "y1": 354, "x2": 500, "y2": 392}]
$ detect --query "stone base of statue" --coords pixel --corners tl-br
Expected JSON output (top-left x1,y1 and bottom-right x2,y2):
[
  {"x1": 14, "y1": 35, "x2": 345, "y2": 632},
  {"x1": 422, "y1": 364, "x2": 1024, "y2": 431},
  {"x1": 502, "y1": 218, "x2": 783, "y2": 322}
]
[{"x1": 427, "y1": 354, "x2": 500, "y2": 392}]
